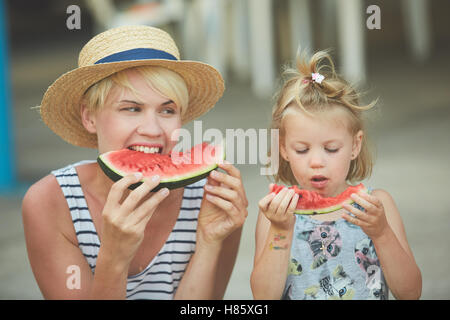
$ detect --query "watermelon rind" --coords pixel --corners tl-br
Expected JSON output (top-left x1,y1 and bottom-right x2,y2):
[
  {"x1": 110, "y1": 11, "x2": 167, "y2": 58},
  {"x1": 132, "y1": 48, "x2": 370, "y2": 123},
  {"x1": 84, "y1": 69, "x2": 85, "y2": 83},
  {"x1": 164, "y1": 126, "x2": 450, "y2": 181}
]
[
  {"x1": 97, "y1": 143, "x2": 225, "y2": 192},
  {"x1": 270, "y1": 184, "x2": 367, "y2": 215},
  {"x1": 294, "y1": 198, "x2": 356, "y2": 215}
]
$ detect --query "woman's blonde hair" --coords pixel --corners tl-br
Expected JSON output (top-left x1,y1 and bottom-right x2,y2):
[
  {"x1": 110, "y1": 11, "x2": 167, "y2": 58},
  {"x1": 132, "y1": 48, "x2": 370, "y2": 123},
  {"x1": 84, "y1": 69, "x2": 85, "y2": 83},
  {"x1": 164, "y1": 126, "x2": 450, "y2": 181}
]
[
  {"x1": 271, "y1": 49, "x2": 377, "y2": 185},
  {"x1": 82, "y1": 65, "x2": 189, "y2": 115}
]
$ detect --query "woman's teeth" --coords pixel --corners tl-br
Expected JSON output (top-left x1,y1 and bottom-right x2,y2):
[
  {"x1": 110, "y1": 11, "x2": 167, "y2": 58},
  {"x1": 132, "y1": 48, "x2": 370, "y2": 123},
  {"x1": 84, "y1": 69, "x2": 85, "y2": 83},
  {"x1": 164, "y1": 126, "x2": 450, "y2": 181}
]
[{"x1": 129, "y1": 146, "x2": 161, "y2": 154}]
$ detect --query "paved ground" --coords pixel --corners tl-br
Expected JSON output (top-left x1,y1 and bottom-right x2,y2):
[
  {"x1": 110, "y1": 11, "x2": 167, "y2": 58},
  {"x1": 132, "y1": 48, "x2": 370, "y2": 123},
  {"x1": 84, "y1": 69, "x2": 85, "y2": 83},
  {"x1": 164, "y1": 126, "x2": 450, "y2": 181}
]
[{"x1": 1, "y1": 39, "x2": 449, "y2": 299}]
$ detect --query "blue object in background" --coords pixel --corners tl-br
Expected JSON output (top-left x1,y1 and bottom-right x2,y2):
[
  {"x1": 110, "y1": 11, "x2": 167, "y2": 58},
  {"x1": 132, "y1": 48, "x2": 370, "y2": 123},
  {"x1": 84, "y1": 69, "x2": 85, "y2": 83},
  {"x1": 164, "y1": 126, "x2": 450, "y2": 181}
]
[{"x1": 0, "y1": 0, "x2": 17, "y2": 193}]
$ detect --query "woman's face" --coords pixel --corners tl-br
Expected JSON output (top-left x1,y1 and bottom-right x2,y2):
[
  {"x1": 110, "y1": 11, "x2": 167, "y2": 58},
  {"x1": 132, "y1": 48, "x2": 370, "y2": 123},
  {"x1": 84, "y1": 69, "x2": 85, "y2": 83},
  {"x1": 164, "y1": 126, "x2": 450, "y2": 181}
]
[
  {"x1": 83, "y1": 69, "x2": 182, "y2": 155},
  {"x1": 280, "y1": 107, "x2": 362, "y2": 197}
]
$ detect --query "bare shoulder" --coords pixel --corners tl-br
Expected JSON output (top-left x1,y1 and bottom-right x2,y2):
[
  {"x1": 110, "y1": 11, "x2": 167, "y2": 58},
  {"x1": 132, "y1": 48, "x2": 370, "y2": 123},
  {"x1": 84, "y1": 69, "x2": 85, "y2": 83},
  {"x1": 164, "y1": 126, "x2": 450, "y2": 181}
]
[
  {"x1": 370, "y1": 188, "x2": 402, "y2": 223},
  {"x1": 22, "y1": 174, "x2": 94, "y2": 298},
  {"x1": 22, "y1": 174, "x2": 66, "y2": 215},
  {"x1": 371, "y1": 188, "x2": 394, "y2": 202},
  {"x1": 371, "y1": 188, "x2": 414, "y2": 255},
  {"x1": 370, "y1": 189, "x2": 399, "y2": 216},
  {"x1": 22, "y1": 174, "x2": 75, "y2": 242}
]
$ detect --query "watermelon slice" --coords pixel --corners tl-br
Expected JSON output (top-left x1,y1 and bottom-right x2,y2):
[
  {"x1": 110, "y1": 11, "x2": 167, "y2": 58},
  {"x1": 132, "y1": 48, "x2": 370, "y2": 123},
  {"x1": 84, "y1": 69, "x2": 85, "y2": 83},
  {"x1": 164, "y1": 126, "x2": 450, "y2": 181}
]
[
  {"x1": 98, "y1": 142, "x2": 223, "y2": 191},
  {"x1": 270, "y1": 183, "x2": 367, "y2": 215}
]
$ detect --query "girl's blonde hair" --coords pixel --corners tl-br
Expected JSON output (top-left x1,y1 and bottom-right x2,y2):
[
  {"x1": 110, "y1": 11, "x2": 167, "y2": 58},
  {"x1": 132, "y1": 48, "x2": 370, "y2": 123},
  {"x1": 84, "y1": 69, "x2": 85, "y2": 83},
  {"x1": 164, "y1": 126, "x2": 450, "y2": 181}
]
[
  {"x1": 272, "y1": 49, "x2": 376, "y2": 185},
  {"x1": 82, "y1": 65, "x2": 189, "y2": 115}
]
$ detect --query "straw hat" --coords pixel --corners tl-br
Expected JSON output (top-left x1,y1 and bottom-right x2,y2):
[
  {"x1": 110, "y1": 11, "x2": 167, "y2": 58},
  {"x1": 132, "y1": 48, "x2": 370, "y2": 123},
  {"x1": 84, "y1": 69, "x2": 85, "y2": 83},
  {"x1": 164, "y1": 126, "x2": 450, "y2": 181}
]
[{"x1": 39, "y1": 25, "x2": 225, "y2": 148}]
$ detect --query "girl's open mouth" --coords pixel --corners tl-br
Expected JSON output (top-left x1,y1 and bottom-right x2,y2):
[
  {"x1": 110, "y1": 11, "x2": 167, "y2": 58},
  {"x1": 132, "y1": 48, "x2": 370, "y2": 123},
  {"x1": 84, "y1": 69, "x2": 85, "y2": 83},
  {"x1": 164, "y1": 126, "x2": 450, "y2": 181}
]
[{"x1": 311, "y1": 176, "x2": 328, "y2": 189}]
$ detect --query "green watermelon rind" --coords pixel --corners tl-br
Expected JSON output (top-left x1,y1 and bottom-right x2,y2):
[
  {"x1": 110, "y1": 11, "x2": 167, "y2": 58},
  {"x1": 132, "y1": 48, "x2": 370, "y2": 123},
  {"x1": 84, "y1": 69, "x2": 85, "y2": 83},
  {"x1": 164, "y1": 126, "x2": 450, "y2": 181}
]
[
  {"x1": 97, "y1": 143, "x2": 225, "y2": 192},
  {"x1": 294, "y1": 198, "x2": 356, "y2": 215},
  {"x1": 291, "y1": 185, "x2": 368, "y2": 215}
]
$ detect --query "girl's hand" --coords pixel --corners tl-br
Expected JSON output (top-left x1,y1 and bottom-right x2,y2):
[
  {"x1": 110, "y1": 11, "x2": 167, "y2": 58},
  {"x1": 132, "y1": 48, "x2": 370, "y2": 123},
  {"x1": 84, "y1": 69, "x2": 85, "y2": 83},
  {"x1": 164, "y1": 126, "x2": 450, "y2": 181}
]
[
  {"x1": 101, "y1": 173, "x2": 170, "y2": 266},
  {"x1": 258, "y1": 184, "x2": 298, "y2": 231},
  {"x1": 198, "y1": 162, "x2": 249, "y2": 246},
  {"x1": 342, "y1": 191, "x2": 390, "y2": 240}
]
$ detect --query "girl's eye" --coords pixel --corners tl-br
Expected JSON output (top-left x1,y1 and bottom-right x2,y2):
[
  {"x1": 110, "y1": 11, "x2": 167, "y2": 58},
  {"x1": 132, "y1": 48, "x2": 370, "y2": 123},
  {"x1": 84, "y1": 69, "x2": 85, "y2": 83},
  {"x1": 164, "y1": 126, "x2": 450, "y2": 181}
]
[
  {"x1": 325, "y1": 148, "x2": 339, "y2": 153},
  {"x1": 295, "y1": 149, "x2": 308, "y2": 154}
]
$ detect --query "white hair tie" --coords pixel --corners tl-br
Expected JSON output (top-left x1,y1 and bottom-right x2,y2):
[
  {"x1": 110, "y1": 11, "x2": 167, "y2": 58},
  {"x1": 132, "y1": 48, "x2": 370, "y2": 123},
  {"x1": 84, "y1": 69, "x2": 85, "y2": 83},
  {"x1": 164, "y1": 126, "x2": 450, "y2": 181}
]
[{"x1": 311, "y1": 72, "x2": 325, "y2": 84}]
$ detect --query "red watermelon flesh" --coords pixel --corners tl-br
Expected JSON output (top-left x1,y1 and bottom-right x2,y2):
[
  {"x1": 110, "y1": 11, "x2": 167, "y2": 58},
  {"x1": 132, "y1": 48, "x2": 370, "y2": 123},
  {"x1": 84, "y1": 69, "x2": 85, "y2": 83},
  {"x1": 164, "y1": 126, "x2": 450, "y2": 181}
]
[
  {"x1": 98, "y1": 142, "x2": 223, "y2": 191},
  {"x1": 270, "y1": 183, "x2": 367, "y2": 215}
]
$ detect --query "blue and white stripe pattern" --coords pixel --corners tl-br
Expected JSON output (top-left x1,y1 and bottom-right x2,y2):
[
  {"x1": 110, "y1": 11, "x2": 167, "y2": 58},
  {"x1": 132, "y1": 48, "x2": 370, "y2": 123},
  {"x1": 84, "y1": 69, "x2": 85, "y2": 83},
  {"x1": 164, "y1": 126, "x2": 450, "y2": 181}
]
[{"x1": 52, "y1": 161, "x2": 204, "y2": 299}]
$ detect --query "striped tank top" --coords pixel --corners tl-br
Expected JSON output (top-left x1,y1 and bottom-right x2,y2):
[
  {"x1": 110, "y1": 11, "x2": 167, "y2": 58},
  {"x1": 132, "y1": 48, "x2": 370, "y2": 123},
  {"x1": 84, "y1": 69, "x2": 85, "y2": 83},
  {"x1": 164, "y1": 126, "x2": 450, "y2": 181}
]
[{"x1": 51, "y1": 161, "x2": 204, "y2": 300}]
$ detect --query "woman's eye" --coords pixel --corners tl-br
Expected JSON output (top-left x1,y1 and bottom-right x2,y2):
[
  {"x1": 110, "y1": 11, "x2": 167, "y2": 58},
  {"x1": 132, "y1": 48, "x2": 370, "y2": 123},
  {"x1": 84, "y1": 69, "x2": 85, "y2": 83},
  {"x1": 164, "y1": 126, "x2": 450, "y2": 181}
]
[
  {"x1": 295, "y1": 149, "x2": 308, "y2": 154},
  {"x1": 121, "y1": 106, "x2": 141, "y2": 112},
  {"x1": 325, "y1": 148, "x2": 339, "y2": 153},
  {"x1": 161, "y1": 107, "x2": 176, "y2": 114}
]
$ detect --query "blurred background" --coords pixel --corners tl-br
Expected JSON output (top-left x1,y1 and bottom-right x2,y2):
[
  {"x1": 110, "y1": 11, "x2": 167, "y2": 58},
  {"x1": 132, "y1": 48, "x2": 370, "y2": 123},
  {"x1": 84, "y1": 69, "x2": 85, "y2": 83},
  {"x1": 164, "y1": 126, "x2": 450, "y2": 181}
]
[{"x1": 1, "y1": 0, "x2": 449, "y2": 299}]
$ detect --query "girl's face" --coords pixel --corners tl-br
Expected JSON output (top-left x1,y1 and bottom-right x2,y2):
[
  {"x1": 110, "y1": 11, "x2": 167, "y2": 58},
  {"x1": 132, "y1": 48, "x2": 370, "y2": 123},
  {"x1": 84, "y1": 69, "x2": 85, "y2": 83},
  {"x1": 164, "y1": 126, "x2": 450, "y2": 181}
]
[
  {"x1": 82, "y1": 69, "x2": 182, "y2": 155},
  {"x1": 280, "y1": 107, "x2": 363, "y2": 197}
]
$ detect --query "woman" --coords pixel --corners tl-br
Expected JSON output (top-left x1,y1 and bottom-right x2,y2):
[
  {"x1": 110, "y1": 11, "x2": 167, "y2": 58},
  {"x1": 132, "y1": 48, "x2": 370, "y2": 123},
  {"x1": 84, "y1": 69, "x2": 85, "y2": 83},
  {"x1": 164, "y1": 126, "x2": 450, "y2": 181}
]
[{"x1": 22, "y1": 25, "x2": 248, "y2": 299}]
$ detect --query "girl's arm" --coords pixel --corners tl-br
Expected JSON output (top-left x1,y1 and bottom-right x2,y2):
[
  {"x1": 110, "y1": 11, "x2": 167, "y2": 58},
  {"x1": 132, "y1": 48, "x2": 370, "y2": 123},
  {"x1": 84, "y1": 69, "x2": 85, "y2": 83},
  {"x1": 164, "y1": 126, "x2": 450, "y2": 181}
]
[
  {"x1": 250, "y1": 188, "x2": 298, "y2": 299},
  {"x1": 342, "y1": 189, "x2": 422, "y2": 300},
  {"x1": 250, "y1": 211, "x2": 294, "y2": 299}
]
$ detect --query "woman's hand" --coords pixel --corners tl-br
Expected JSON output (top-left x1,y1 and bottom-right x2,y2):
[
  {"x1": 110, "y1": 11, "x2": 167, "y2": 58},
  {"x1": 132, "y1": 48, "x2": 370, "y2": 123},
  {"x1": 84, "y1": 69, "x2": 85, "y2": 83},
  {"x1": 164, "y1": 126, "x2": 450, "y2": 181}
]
[
  {"x1": 197, "y1": 162, "x2": 249, "y2": 246},
  {"x1": 100, "y1": 172, "x2": 170, "y2": 267},
  {"x1": 342, "y1": 191, "x2": 390, "y2": 240},
  {"x1": 258, "y1": 184, "x2": 298, "y2": 231}
]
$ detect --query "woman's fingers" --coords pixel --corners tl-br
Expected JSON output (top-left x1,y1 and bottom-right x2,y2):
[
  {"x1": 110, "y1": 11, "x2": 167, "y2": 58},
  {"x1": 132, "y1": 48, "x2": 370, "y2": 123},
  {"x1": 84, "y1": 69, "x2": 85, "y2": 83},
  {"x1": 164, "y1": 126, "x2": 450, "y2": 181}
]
[
  {"x1": 204, "y1": 184, "x2": 244, "y2": 209},
  {"x1": 211, "y1": 164, "x2": 248, "y2": 206},
  {"x1": 205, "y1": 194, "x2": 244, "y2": 225},
  {"x1": 106, "y1": 172, "x2": 145, "y2": 206},
  {"x1": 210, "y1": 169, "x2": 239, "y2": 189},
  {"x1": 206, "y1": 175, "x2": 220, "y2": 191},
  {"x1": 132, "y1": 187, "x2": 170, "y2": 224},
  {"x1": 217, "y1": 161, "x2": 241, "y2": 181},
  {"x1": 120, "y1": 175, "x2": 161, "y2": 213}
]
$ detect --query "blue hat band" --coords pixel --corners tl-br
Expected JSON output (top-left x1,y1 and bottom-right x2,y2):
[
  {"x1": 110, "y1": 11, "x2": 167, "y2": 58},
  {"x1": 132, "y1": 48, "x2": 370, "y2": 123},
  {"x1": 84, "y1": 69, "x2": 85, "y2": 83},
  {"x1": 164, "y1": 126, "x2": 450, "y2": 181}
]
[{"x1": 94, "y1": 48, "x2": 177, "y2": 64}]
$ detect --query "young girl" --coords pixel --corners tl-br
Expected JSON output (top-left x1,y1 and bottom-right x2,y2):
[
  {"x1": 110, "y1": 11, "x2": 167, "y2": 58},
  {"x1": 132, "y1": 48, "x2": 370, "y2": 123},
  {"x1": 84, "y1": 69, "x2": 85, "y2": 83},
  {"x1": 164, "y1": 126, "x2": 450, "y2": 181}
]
[
  {"x1": 22, "y1": 25, "x2": 248, "y2": 299},
  {"x1": 250, "y1": 50, "x2": 422, "y2": 300}
]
